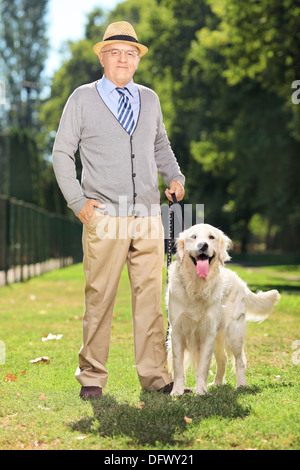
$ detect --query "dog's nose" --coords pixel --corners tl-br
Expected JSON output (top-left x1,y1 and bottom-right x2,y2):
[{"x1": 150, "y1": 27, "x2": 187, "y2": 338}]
[{"x1": 197, "y1": 242, "x2": 208, "y2": 252}]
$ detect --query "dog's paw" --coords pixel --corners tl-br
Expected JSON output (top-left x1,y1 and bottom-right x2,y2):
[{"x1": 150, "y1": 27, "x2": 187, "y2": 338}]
[
  {"x1": 170, "y1": 387, "x2": 184, "y2": 397},
  {"x1": 196, "y1": 387, "x2": 208, "y2": 396},
  {"x1": 236, "y1": 382, "x2": 248, "y2": 389},
  {"x1": 209, "y1": 380, "x2": 223, "y2": 387}
]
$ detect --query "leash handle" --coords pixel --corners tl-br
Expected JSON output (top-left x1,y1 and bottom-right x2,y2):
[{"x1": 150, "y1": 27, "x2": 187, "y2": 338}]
[{"x1": 170, "y1": 192, "x2": 178, "y2": 205}]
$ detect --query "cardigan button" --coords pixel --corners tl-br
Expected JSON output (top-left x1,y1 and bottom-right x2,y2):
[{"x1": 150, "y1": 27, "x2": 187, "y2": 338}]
[{"x1": 133, "y1": 173, "x2": 136, "y2": 177}]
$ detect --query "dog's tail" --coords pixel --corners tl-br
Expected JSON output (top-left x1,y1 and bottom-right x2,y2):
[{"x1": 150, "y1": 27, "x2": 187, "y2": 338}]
[{"x1": 245, "y1": 288, "x2": 281, "y2": 323}]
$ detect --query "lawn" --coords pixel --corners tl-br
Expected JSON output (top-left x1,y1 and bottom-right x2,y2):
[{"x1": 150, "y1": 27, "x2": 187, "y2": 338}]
[{"x1": 0, "y1": 260, "x2": 299, "y2": 451}]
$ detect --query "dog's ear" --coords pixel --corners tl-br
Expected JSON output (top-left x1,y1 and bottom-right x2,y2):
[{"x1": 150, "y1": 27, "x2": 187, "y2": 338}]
[
  {"x1": 218, "y1": 232, "x2": 232, "y2": 264},
  {"x1": 175, "y1": 233, "x2": 185, "y2": 264}
]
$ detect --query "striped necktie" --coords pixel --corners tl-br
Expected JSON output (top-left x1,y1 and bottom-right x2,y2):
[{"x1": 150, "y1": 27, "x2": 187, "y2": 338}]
[{"x1": 116, "y1": 87, "x2": 135, "y2": 135}]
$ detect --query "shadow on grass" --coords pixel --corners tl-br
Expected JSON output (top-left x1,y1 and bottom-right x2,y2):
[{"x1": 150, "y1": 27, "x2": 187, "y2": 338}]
[{"x1": 70, "y1": 384, "x2": 259, "y2": 446}]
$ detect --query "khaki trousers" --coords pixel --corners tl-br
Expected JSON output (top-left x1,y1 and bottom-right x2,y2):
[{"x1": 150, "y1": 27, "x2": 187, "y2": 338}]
[{"x1": 75, "y1": 212, "x2": 172, "y2": 391}]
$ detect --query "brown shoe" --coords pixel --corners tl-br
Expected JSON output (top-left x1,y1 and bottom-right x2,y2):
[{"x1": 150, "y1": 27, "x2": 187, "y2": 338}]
[
  {"x1": 79, "y1": 386, "x2": 102, "y2": 399},
  {"x1": 158, "y1": 382, "x2": 192, "y2": 395}
]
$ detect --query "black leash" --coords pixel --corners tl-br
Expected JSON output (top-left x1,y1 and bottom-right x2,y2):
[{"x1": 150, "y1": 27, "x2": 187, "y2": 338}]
[
  {"x1": 167, "y1": 192, "x2": 184, "y2": 280},
  {"x1": 166, "y1": 193, "x2": 184, "y2": 343},
  {"x1": 166, "y1": 195, "x2": 175, "y2": 281}
]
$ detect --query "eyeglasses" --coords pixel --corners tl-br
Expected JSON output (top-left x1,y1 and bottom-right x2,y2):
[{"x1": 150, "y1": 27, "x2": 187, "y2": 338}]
[{"x1": 101, "y1": 49, "x2": 140, "y2": 58}]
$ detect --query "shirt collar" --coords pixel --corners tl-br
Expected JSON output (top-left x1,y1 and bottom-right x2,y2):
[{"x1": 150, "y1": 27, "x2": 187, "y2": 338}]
[
  {"x1": 123, "y1": 79, "x2": 136, "y2": 98},
  {"x1": 101, "y1": 75, "x2": 137, "y2": 98}
]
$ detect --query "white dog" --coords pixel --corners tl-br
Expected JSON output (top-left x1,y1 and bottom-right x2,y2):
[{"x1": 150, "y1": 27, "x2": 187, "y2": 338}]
[{"x1": 166, "y1": 223, "x2": 280, "y2": 396}]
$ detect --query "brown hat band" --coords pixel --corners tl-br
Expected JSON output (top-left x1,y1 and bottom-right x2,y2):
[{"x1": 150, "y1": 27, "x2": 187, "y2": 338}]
[{"x1": 104, "y1": 34, "x2": 139, "y2": 44}]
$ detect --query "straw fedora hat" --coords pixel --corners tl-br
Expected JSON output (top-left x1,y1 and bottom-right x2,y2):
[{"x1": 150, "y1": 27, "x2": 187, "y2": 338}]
[{"x1": 93, "y1": 21, "x2": 148, "y2": 57}]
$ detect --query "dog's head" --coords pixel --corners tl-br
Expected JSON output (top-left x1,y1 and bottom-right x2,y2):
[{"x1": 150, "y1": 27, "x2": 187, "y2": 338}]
[{"x1": 176, "y1": 224, "x2": 232, "y2": 278}]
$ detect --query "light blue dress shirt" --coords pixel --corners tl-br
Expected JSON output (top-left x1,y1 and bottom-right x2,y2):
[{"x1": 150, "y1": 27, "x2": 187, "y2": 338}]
[{"x1": 96, "y1": 76, "x2": 140, "y2": 131}]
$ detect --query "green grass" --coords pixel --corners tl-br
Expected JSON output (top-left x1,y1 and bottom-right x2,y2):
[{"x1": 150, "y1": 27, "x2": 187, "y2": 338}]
[{"x1": 0, "y1": 261, "x2": 299, "y2": 450}]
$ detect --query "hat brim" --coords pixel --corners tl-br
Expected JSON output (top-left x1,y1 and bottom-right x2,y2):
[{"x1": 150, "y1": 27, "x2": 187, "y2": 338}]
[{"x1": 93, "y1": 39, "x2": 148, "y2": 57}]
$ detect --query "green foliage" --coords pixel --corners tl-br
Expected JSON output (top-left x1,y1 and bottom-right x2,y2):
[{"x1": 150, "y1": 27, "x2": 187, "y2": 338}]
[
  {"x1": 174, "y1": 0, "x2": 300, "y2": 249},
  {"x1": 40, "y1": 38, "x2": 100, "y2": 134},
  {"x1": 0, "y1": 0, "x2": 49, "y2": 129}
]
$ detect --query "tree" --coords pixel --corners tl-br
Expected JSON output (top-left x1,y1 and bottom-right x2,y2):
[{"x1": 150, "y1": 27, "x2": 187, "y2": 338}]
[
  {"x1": 40, "y1": 8, "x2": 108, "y2": 135},
  {"x1": 0, "y1": 0, "x2": 49, "y2": 130},
  {"x1": 185, "y1": 0, "x2": 300, "y2": 251},
  {"x1": 0, "y1": 0, "x2": 54, "y2": 214},
  {"x1": 39, "y1": 8, "x2": 110, "y2": 214}
]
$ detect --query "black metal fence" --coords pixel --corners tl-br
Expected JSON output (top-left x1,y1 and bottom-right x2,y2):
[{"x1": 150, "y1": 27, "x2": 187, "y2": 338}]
[{"x1": 0, "y1": 195, "x2": 83, "y2": 285}]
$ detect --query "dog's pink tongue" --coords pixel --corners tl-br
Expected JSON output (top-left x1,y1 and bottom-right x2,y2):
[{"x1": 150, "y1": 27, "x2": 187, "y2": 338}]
[{"x1": 196, "y1": 259, "x2": 209, "y2": 278}]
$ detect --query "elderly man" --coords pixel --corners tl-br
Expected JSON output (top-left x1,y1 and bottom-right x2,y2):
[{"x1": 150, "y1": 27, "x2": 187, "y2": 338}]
[{"x1": 52, "y1": 21, "x2": 186, "y2": 399}]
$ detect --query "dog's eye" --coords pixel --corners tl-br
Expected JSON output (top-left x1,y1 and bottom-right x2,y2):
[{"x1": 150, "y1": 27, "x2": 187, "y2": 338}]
[
  {"x1": 190, "y1": 234, "x2": 197, "y2": 239},
  {"x1": 209, "y1": 235, "x2": 215, "y2": 240}
]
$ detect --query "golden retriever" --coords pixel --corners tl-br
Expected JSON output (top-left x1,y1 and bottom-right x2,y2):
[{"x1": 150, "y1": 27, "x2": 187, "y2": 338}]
[{"x1": 166, "y1": 223, "x2": 280, "y2": 396}]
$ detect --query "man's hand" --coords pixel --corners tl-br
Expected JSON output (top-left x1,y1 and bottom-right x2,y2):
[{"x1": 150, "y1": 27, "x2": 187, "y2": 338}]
[
  {"x1": 78, "y1": 199, "x2": 106, "y2": 225},
  {"x1": 165, "y1": 180, "x2": 184, "y2": 203}
]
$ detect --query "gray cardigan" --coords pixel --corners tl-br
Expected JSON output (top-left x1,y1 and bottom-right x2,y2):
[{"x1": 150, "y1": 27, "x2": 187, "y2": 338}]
[{"x1": 52, "y1": 81, "x2": 185, "y2": 216}]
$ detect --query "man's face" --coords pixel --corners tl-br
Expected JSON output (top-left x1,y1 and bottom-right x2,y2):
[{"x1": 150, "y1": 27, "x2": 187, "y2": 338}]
[{"x1": 99, "y1": 43, "x2": 140, "y2": 87}]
